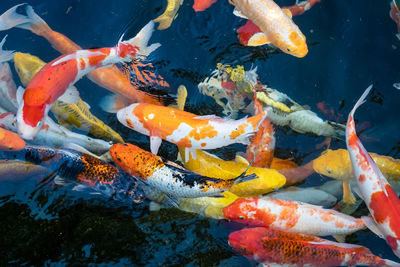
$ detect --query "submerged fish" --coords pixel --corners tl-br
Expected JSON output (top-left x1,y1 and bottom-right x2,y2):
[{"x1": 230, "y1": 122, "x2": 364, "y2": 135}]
[
  {"x1": 0, "y1": 145, "x2": 145, "y2": 203},
  {"x1": 13, "y1": 52, "x2": 124, "y2": 144},
  {"x1": 313, "y1": 148, "x2": 400, "y2": 204},
  {"x1": 117, "y1": 102, "x2": 268, "y2": 156},
  {"x1": 0, "y1": 126, "x2": 25, "y2": 151},
  {"x1": 110, "y1": 143, "x2": 255, "y2": 199},
  {"x1": 230, "y1": 0, "x2": 308, "y2": 57},
  {"x1": 0, "y1": 4, "x2": 165, "y2": 105},
  {"x1": 229, "y1": 227, "x2": 400, "y2": 267},
  {"x1": 179, "y1": 148, "x2": 286, "y2": 196},
  {"x1": 223, "y1": 197, "x2": 367, "y2": 238},
  {"x1": 154, "y1": 0, "x2": 183, "y2": 30},
  {"x1": 346, "y1": 86, "x2": 400, "y2": 258},
  {"x1": 0, "y1": 112, "x2": 111, "y2": 154},
  {"x1": 16, "y1": 31, "x2": 142, "y2": 140},
  {"x1": 283, "y1": 0, "x2": 322, "y2": 16},
  {"x1": 0, "y1": 35, "x2": 18, "y2": 112}
]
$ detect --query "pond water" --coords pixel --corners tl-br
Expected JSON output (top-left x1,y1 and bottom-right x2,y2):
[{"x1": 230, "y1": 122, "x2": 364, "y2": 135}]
[{"x1": 1, "y1": 0, "x2": 400, "y2": 266}]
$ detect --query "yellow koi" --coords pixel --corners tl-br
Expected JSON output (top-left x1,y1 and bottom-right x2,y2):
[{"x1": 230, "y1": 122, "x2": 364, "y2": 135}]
[
  {"x1": 13, "y1": 52, "x2": 124, "y2": 144},
  {"x1": 154, "y1": 0, "x2": 184, "y2": 30}
]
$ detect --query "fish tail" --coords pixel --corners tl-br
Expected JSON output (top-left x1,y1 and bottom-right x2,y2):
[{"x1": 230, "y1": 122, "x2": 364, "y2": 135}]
[
  {"x1": 0, "y1": 35, "x2": 14, "y2": 63},
  {"x1": 348, "y1": 85, "x2": 373, "y2": 124},
  {"x1": 232, "y1": 160, "x2": 258, "y2": 185},
  {"x1": 124, "y1": 20, "x2": 161, "y2": 58},
  {"x1": 0, "y1": 4, "x2": 31, "y2": 31},
  {"x1": 100, "y1": 94, "x2": 133, "y2": 113},
  {"x1": 154, "y1": 12, "x2": 174, "y2": 30}
]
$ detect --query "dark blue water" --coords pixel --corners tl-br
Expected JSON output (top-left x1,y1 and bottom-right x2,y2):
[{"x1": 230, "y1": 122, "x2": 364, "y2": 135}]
[{"x1": 1, "y1": 0, "x2": 400, "y2": 265}]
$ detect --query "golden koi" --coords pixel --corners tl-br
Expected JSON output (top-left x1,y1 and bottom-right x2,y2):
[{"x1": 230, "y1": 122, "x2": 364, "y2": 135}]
[
  {"x1": 154, "y1": 0, "x2": 183, "y2": 30},
  {"x1": 13, "y1": 52, "x2": 124, "y2": 144},
  {"x1": 230, "y1": 0, "x2": 308, "y2": 57}
]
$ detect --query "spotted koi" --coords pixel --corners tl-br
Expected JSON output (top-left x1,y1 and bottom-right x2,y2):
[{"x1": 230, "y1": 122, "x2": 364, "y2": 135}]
[
  {"x1": 0, "y1": 145, "x2": 145, "y2": 203},
  {"x1": 110, "y1": 143, "x2": 256, "y2": 199},
  {"x1": 229, "y1": 227, "x2": 400, "y2": 267},
  {"x1": 223, "y1": 197, "x2": 366, "y2": 237},
  {"x1": 346, "y1": 85, "x2": 400, "y2": 258},
  {"x1": 231, "y1": 0, "x2": 308, "y2": 57},
  {"x1": 117, "y1": 103, "x2": 268, "y2": 156}
]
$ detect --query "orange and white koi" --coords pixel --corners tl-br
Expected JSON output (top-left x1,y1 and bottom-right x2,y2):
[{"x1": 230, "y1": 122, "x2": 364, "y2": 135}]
[
  {"x1": 283, "y1": 0, "x2": 322, "y2": 16},
  {"x1": 223, "y1": 197, "x2": 367, "y2": 238},
  {"x1": 229, "y1": 227, "x2": 400, "y2": 267},
  {"x1": 116, "y1": 103, "x2": 268, "y2": 156},
  {"x1": 16, "y1": 37, "x2": 140, "y2": 140},
  {"x1": 110, "y1": 143, "x2": 255, "y2": 199},
  {"x1": 230, "y1": 0, "x2": 308, "y2": 57},
  {"x1": 0, "y1": 4, "x2": 165, "y2": 106},
  {"x1": 391, "y1": 0, "x2": 400, "y2": 40},
  {"x1": 346, "y1": 85, "x2": 400, "y2": 258},
  {"x1": 0, "y1": 126, "x2": 25, "y2": 151}
]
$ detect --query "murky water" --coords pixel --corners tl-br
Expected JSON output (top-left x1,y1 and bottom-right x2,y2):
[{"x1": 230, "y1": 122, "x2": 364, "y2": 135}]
[{"x1": 1, "y1": 0, "x2": 400, "y2": 265}]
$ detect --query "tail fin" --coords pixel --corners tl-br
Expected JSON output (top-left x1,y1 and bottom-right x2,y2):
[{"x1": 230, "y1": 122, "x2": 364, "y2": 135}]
[
  {"x1": 125, "y1": 20, "x2": 161, "y2": 58},
  {"x1": 100, "y1": 94, "x2": 132, "y2": 113},
  {"x1": 348, "y1": 85, "x2": 373, "y2": 121},
  {"x1": 233, "y1": 160, "x2": 257, "y2": 185},
  {"x1": 0, "y1": 4, "x2": 30, "y2": 31},
  {"x1": 0, "y1": 35, "x2": 14, "y2": 63}
]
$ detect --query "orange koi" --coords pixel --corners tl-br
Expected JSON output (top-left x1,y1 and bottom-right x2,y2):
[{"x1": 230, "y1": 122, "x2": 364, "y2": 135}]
[
  {"x1": 116, "y1": 103, "x2": 268, "y2": 156},
  {"x1": 231, "y1": 0, "x2": 308, "y2": 57},
  {"x1": 391, "y1": 0, "x2": 400, "y2": 40},
  {"x1": 346, "y1": 85, "x2": 400, "y2": 258},
  {"x1": 283, "y1": 0, "x2": 322, "y2": 16},
  {"x1": 0, "y1": 4, "x2": 166, "y2": 106},
  {"x1": 16, "y1": 37, "x2": 140, "y2": 140},
  {"x1": 193, "y1": 0, "x2": 218, "y2": 12},
  {"x1": 229, "y1": 227, "x2": 400, "y2": 267},
  {"x1": 110, "y1": 143, "x2": 255, "y2": 199},
  {"x1": 223, "y1": 197, "x2": 367, "y2": 237},
  {"x1": 0, "y1": 127, "x2": 25, "y2": 151}
]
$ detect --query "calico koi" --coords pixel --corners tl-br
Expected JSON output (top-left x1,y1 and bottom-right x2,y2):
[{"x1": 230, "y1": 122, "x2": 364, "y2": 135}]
[
  {"x1": 230, "y1": 0, "x2": 308, "y2": 57},
  {"x1": 223, "y1": 197, "x2": 367, "y2": 238},
  {"x1": 117, "y1": 102, "x2": 268, "y2": 156},
  {"x1": 0, "y1": 145, "x2": 145, "y2": 204},
  {"x1": 229, "y1": 227, "x2": 400, "y2": 267},
  {"x1": 0, "y1": 4, "x2": 165, "y2": 106},
  {"x1": 110, "y1": 143, "x2": 255, "y2": 199},
  {"x1": 15, "y1": 31, "x2": 141, "y2": 140},
  {"x1": 346, "y1": 85, "x2": 400, "y2": 258}
]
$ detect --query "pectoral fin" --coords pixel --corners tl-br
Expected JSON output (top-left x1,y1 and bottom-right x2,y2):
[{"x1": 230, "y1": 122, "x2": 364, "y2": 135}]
[
  {"x1": 58, "y1": 85, "x2": 80, "y2": 104},
  {"x1": 150, "y1": 136, "x2": 162, "y2": 155},
  {"x1": 282, "y1": 8, "x2": 293, "y2": 18}
]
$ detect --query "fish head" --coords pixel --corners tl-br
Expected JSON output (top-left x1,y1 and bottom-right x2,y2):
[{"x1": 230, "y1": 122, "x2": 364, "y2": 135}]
[
  {"x1": 117, "y1": 103, "x2": 151, "y2": 136},
  {"x1": 117, "y1": 42, "x2": 140, "y2": 62},
  {"x1": 228, "y1": 227, "x2": 269, "y2": 259},
  {"x1": 110, "y1": 143, "x2": 164, "y2": 179},
  {"x1": 223, "y1": 197, "x2": 263, "y2": 225},
  {"x1": 281, "y1": 31, "x2": 308, "y2": 58},
  {"x1": 313, "y1": 149, "x2": 352, "y2": 179}
]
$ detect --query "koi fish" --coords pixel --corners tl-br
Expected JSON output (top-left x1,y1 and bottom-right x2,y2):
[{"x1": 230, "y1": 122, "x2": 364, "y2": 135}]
[
  {"x1": 0, "y1": 35, "x2": 18, "y2": 112},
  {"x1": 118, "y1": 102, "x2": 268, "y2": 156},
  {"x1": 13, "y1": 51, "x2": 124, "y2": 144},
  {"x1": 265, "y1": 186, "x2": 337, "y2": 208},
  {"x1": 223, "y1": 197, "x2": 367, "y2": 238},
  {"x1": 313, "y1": 148, "x2": 400, "y2": 204},
  {"x1": 229, "y1": 227, "x2": 400, "y2": 267},
  {"x1": 0, "y1": 145, "x2": 145, "y2": 204},
  {"x1": 193, "y1": 0, "x2": 218, "y2": 12},
  {"x1": 0, "y1": 4, "x2": 165, "y2": 105},
  {"x1": 179, "y1": 148, "x2": 286, "y2": 196},
  {"x1": 230, "y1": 0, "x2": 308, "y2": 57},
  {"x1": 346, "y1": 85, "x2": 400, "y2": 258},
  {"x1": 283, "y1": 0, "x2": 322, "y2": 16},
  {"x1": 390, "y1": 0, "x2": 400, "y2": 40},
  {"x1": 154, "y1": 0, "x2": 183, "y2": 30},
  {"x1": 0, "y1": 159, "x2": 50, "y2": 181},
  {"x1": 0, "y1": 112, "x2": 111, "y2": 154},
  {"x1": 109, "y1": 143, "x2": 255, "y2": 199},
  {"x1": 0, "y1": 126, "x2": 25, "y2": 151},
  {"x1": 15, "y1": 32, "x2": 143, "y2": 140}
]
